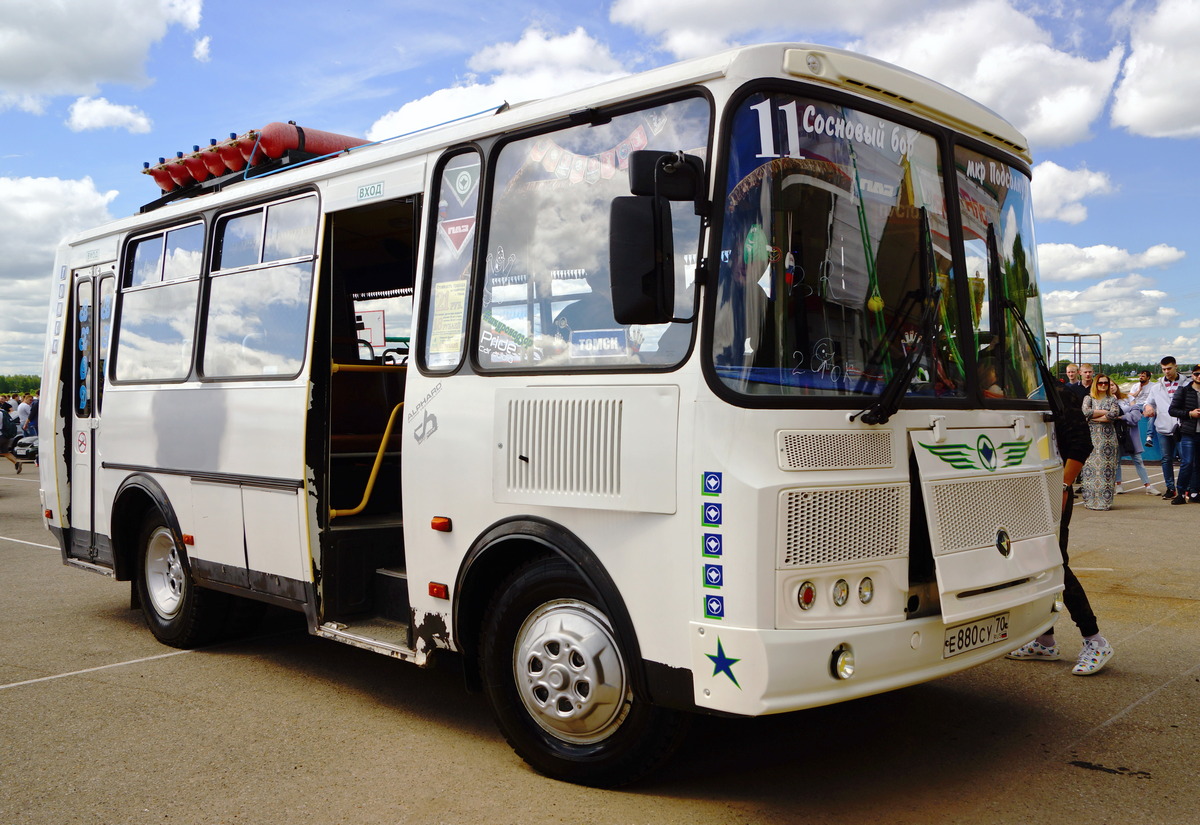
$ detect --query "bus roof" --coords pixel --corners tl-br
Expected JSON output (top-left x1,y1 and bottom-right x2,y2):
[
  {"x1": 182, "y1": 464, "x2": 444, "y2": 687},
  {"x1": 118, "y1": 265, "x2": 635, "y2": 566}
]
[{"x1": 59, "y1": 42, "x2": 1029, "y2": 253}]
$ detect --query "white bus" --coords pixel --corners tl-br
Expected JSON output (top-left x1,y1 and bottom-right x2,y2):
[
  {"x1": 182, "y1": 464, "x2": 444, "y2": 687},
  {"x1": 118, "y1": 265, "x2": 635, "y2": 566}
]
[{"x1": 40, "y1": 43, "x2": 1066, "y2": 786}]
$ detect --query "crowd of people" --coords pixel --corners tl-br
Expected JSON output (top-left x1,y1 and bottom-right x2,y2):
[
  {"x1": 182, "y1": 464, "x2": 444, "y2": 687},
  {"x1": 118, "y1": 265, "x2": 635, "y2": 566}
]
[
  {"x1": 1007, "y1": 354, "x2": 1200, "y2": 678},
  {"x1": 0, "y1": 391, "x2": 37, "y2": 473},
  {"x1": 1062, "y1": 357, "x2": 1200, "y2": 509}
]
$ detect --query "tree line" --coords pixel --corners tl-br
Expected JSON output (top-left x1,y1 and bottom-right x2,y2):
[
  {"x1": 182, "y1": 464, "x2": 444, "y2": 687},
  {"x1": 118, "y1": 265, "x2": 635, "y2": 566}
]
[{"x1": 0, "y1": 375, "x2": 40, "y2": 394}]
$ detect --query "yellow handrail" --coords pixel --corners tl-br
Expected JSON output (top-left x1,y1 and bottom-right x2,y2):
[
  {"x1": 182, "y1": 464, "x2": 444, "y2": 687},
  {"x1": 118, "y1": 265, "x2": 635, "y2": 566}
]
[
  {"x1": 329, "y1": 402, "x2": 404, "y2": 519},
  {"x1": 331, "y1": 362, "x2": 407, "y2": 373}
]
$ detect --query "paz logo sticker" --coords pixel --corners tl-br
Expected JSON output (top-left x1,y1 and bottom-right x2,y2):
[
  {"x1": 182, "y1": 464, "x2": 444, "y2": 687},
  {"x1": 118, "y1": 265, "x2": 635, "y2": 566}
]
[
  {"x1": 704, "y1": 594, "x2": 725, "y2": 620},
  {"x1": 703, "y1": 564, "x2": 723, "y2": 589},
  {"x1": 702, "y1": 533, "x2": 723, "y2": 557},
  {"x1": 702, "y1": 503, "x2": 722, "y2": 527},
  {"x1": 702, "y1": 472, "x2": 722, "y2": 496}
]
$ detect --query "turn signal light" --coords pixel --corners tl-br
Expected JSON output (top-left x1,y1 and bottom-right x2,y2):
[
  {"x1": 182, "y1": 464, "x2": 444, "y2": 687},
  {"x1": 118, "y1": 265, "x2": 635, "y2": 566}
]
[
  {"x1": 428, "y1": 582, "x2": 449, "y2": 599},
  {"x1": 431, "y1": 517, "x2": 452, "y2": 532}
]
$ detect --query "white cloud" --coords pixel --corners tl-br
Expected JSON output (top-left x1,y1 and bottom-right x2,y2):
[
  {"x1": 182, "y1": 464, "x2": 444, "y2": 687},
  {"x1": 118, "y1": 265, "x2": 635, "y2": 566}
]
[
  {"x1": 609, "y1": 0, "x2": 944, "y2": 59},
  {"x1": 66, "y1": 96, "x2": 152, "y2": 133},
  {"x1": 1180, "y1": 318, "x2": 1200, "y2": 329},
  {"x1": 1111, "y1": 0, "x2": 1200, "y2": 138},
  {"x1": 367, "y1": 27, "x2": 627, "y2": 141},
  {"x1": 1037, "y1": 242, "x2": 1184, "y2": 282},
  {"x1": 1043, "y1": 273, "x2": 1179, "y2": 329},
  {"x1": 193, "y1": 35, "x2": 211, "y2": 63},
  {"x1": 1031, "y1": 161, "x2": 1115, "y2": 224},
  {"x1": 0, "y1": 176, "x2": 118, "y2": 373},
  {"x1": 0, "y1": 0, "x2": 202, "y2": 108},
  {"x1": 851, "y1": 0, "x2": 1123, "y2": 149}
]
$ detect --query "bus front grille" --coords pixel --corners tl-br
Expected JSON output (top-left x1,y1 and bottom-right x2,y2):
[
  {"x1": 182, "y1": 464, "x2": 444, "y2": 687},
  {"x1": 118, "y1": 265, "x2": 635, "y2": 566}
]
[
  {"x1": 779, "y1": 484, "x2": 909, "y2": 567},
  {"x1": 927, "y1": 473, "x2": 1055, "y2": 555}
]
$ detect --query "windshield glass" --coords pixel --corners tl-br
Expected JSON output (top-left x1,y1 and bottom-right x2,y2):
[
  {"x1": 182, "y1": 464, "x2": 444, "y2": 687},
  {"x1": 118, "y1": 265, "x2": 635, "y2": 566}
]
[
  {"x1": 956, "y1": 145, "x2": 1046, "y2": 401},
  {"x1": 712, "y1": 92, "x2": 965, "y2": 400}
]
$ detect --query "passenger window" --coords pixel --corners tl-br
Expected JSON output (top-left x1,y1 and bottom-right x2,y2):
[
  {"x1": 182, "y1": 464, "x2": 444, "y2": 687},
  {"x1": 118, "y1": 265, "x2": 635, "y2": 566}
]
[
  {"x1": 203, "y1": 194, "x2": 319, "y2": 378},
  {"x1": 113, "y1": 222, "x2": 203, "y2": 381}
]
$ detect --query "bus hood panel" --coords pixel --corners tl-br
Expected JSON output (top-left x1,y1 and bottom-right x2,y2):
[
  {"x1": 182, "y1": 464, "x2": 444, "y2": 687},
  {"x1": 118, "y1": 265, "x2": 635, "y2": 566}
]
[{"x1": 909, "y1": 428, "x2": 1062, "y2": 624}]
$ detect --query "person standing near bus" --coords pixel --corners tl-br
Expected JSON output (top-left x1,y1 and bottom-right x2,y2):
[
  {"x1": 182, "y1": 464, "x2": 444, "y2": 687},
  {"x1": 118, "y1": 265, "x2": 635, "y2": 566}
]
[
  {"x1": 1080, "y1": 374, "x2": 1121, "y2": 510},
  {"x1": 0, "y1": 401, "x2": 22, "y2": 472},
  {"x1": 1007, "y1": 384, "x2": 1114, "y2": 675},
  {"x1": 1063, "y1": 363, "x2": 1086, "y2": 403},
  {"x1": 1114, "y1": 383, "x2": 1159, "y2": 495},
  {"x1": 1143, "y1": 356, "x2": 1185, "y2": 500},
  {"x1": 1167, "y1": 364, "x2": 1200, "y2": 505}
]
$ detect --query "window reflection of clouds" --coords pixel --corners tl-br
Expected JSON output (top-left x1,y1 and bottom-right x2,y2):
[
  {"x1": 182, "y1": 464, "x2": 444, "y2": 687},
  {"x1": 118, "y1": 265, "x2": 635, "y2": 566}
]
[
  {"x1": 114, "y1": 280, "x2": 198, "y2": 380},
  {"x1": 164, "y1": 225, "x2": 204, "y2": 280},
  {"x1": 130, "y1": 239, "x2": 162, "y2": 287},
  {"x1": 264, "y1": 198, "x2": 318, "y2": 262},
  {"x1": 203, "y1": 263, "x2": 313, "y2": 377},
  {"x1": 482, "y1": 97, "x2": 709, "y2": 370},
  {"x1": 217, "y1": 212, "x2": 263, "y2": 270}
]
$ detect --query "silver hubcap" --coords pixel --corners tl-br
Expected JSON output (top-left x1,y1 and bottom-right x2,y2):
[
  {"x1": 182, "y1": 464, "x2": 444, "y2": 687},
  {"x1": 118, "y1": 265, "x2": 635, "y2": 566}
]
[
  {"x1": 145, "y1": 526, "x2": 186, "y2": 619},
  {"x1": 513, "y1": 599, "x2": 630, "y2": 744}
]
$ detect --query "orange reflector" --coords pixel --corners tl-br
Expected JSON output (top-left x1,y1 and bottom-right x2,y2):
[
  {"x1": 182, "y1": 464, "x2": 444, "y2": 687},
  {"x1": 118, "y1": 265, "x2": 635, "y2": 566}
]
[
  {"x1": 44, "y1": 509, "x2": 53, "y2": 520},
  {"x1": 431, "y1": 517, "x2": 452, "y2": 532},
  {"x1": 182, "y1": 534, "x2": 195, "y2": 546},
  {"x1": 428, "y1": 582, "x2": 449, "y2": 600}
]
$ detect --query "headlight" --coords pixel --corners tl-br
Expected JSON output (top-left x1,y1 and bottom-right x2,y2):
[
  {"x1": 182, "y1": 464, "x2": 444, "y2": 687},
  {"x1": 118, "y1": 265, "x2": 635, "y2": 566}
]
[
  {"x1": 831, "y1": 644, "x2": 855, "y2": 679},
  {"x1": 832, "y1": 579, "x2": 849, "y2": 607},
  {"x1": 859, "y1": 577, "x2": 874, "y2": 604}
]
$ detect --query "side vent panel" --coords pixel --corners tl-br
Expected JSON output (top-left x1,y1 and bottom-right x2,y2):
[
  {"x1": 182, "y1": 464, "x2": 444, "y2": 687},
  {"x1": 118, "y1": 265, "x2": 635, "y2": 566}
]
[
  {"x1": 493, "y1": 386, "x2": 678, "y2": 513},
  {"x1": 777, "y1": 430, "x2": 893, "y2": 471}
]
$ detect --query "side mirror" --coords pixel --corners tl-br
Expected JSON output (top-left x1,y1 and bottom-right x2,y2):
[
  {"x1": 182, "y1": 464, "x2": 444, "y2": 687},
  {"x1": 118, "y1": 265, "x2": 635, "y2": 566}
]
[{"x1": 609, "y1": 196, "x2": 674, "y2": 325}]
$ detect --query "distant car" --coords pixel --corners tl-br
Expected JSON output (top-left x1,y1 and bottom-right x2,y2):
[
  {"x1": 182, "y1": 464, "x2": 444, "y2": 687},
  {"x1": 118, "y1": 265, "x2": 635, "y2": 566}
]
[{"x1": 12, "y1": 436, "x2": 37, "y2": 462}]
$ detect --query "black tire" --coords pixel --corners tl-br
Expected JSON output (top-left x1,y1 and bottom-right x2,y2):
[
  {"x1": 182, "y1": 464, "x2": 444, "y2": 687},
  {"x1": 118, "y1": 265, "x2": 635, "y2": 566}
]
[
  {"x1": 135, "y1": 511, "x2": 230, "y2": 648},
  {"x1": 481, "y1": 556, "x2": 689, "y2": 787}
]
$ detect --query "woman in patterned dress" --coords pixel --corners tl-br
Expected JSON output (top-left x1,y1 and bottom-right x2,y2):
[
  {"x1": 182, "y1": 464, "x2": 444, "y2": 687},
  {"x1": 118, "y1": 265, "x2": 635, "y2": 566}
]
[{"x1": 1080, "y1": 374, "x2": 1121, "y2": 510}]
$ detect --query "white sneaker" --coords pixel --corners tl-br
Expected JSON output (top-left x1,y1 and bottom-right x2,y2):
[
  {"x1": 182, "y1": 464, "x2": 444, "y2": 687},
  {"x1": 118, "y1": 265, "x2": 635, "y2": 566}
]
[
  {"x1": 1144, "y1": 484, "x2": 1161, "y2": 496},
  {"x1": 1072, "y1": 638, "x2": 1113, "y2": 676}
]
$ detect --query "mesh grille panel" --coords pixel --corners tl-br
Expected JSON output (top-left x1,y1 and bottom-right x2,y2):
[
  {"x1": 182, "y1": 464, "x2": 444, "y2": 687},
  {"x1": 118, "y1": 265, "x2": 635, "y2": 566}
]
[
  {"x1": 929, "y1": 474, "x2": 1052, "y2": 555},
  {"x1": 778, "y1": 430, "x2": 892, "y2": 470},
  {"x1": 781, "y1": 485, "x2": 908, "y2": 567}
]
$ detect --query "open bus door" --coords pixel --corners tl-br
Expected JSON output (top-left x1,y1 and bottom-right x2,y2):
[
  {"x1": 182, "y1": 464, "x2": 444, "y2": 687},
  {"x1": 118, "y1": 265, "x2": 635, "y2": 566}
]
[{"x1": 67, "y1": 265, "x2": 116, "y2": 567}]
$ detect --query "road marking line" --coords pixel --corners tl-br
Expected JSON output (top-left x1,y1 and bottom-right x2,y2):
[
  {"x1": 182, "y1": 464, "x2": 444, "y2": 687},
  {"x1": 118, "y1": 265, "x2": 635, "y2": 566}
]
[
  {"x1": 0, "y1": 535, "x2": 58, "y2": 550},
  {"x1": 0, "y1": 649, "x2": 192, "y2": 691},
  {"x1": 1063, "y1": 658, "x2": 1200, "y2": 753}
]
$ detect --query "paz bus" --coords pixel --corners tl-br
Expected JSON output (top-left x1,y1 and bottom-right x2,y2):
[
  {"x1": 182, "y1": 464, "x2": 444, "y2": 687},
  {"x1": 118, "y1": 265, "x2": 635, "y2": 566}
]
[{"x1": 40, "y1": 43, "x2": 1066, "y2": 786}]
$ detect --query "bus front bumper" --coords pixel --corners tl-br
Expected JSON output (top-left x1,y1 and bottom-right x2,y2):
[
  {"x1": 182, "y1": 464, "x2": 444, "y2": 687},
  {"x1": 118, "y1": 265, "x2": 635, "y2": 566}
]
[{"x1": 687, "y1": 587, "x2": 1060, "y2": 717}]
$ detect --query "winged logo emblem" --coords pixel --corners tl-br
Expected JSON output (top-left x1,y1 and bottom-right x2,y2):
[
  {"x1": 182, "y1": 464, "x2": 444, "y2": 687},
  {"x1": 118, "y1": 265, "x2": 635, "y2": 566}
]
[{"x1": 919, "y1": 435, "x2": 1032, "y2": 472}]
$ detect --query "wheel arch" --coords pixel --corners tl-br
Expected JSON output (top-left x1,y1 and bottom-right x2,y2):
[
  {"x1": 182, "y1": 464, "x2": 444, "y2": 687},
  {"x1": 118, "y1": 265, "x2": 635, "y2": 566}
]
[
  {"x1": 453, "y1": 517, "x2": 649, "y2": 699},
  {"x1": 110, "y1": 473, "x2": 182, "y2": 582}
]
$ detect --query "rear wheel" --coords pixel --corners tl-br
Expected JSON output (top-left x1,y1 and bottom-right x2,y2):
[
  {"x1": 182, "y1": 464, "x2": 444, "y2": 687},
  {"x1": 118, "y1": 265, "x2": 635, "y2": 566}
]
[
  {"x1": 481, "y1": 557, "x2": 689, "y2": 787},
  {"x1": 136, "y1": 512, "x2": 229, "y2": 648}
]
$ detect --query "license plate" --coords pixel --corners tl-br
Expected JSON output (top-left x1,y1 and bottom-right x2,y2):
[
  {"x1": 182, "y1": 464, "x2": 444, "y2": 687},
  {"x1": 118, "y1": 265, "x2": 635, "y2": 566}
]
[{"x1": 943, "y1": 612, "x2": 1009, "y2": 658}]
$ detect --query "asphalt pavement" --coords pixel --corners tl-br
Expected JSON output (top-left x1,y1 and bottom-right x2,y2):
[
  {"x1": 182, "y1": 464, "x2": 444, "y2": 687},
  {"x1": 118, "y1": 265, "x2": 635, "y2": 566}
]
[{"x1": 1, "y1": 465, "x2": 1196, "y2": 824}]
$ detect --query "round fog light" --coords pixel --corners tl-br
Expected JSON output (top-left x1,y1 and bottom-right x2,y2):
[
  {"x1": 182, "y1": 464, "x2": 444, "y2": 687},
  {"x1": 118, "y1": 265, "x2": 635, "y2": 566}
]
[
  {"x1": 831, "y1": 644, "x2": 855, "y2": 680},
  {"x1": 832, "y1": 579, "x2": 849, "y2": 606},
  {"x1": 859, "y1": 577, "x2": 874, "y2": 604},
  {"x1": 797, "y1": 581, "x2": 817, "y2": 611}
]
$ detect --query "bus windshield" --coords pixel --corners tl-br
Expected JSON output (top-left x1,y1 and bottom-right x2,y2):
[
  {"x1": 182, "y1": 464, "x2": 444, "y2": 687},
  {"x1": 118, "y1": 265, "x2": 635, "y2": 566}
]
[{"x1": 711, "y1": 90, "x2": 1046, "y2": 403}]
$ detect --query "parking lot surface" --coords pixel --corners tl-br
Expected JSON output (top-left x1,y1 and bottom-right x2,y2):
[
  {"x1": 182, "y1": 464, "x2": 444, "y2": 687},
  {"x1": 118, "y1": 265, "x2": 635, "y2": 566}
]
[{"x1": 1, "y1": 470, "x2": 1196, "y2": 824}]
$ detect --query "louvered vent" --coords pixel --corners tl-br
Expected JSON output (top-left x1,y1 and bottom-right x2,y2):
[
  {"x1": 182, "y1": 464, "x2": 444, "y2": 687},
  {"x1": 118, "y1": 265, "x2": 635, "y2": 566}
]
[
  {"x1": 778, "y1": 430, "x2": 893, "y2": 471},
  {"x1": 504, "y1": 397, "x2": 622, "y2": 497}
]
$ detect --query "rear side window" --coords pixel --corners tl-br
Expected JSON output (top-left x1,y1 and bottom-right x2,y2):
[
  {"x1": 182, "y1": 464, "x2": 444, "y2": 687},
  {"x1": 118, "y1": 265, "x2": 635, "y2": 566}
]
[{"x1": 113, "y1": 221, "x2": 204, "y2": 381}]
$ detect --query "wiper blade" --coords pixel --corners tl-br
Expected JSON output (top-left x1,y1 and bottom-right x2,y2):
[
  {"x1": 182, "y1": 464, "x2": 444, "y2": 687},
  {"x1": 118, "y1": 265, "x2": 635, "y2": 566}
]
[
  {"x1": 853, "y1": 207, "x2": 940, "y2": 425},
  {"x1": 988, "y1": 223, "x2": 1064, "y2": 420}
]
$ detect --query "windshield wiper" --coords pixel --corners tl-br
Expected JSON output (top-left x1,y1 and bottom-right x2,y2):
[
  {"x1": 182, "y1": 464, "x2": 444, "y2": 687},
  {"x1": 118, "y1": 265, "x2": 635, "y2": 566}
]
[
  {"x1": 852, "y1": 207, "x2": 941, "y2": 425},
  {"x1": 988, "y1": 224, "x2": 1066, "y2": 420}
]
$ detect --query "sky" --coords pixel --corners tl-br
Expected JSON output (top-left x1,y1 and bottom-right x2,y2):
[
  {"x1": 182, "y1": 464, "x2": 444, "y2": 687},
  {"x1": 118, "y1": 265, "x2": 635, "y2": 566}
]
[{"x1": 3, "y1": 0, "x2": 1199, "y2": 376}]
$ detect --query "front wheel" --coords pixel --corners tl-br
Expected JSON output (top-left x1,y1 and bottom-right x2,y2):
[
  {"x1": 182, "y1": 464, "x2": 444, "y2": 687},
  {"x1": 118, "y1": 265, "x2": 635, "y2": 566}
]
[
  {"x1": 481, "y1": 557, "x2": 689, "y2": 787},
  {"x1": 136, "y1": 512, "x2": 229, "y2": 648}
]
